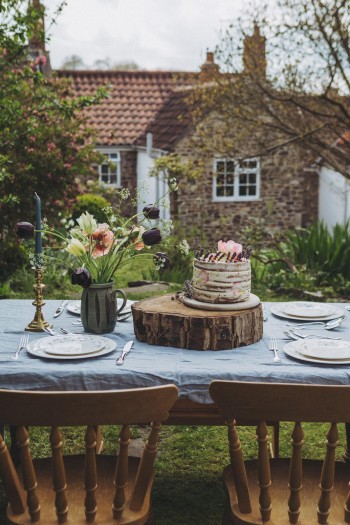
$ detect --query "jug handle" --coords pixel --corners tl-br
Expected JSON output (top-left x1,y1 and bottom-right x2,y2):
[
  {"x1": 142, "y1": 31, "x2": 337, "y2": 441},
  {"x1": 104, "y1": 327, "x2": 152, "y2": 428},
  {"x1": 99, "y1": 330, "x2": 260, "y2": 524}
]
[{"x1": 112, "y1": 288, "x2": 127, "y2": 314}]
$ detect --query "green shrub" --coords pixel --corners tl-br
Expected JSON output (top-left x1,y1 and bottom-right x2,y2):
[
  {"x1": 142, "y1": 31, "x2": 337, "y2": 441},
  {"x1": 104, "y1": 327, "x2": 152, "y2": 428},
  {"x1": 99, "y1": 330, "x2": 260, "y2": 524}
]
[
  {"x1": 260, "y1": 221, "x2": 350, "y2": 298},
  {"x1": 0, "y1": 241, "x2": 28, "y2": 284},
  {"x1": 71, "y1": 194, "x2": 111, "y2": 224}
]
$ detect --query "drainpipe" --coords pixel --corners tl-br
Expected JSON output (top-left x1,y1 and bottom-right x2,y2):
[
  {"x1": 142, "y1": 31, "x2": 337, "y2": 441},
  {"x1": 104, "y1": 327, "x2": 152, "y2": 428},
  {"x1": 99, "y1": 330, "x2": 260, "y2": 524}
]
[{"x1": 146, "y1": 133, "x2": 153, "y2": 157}]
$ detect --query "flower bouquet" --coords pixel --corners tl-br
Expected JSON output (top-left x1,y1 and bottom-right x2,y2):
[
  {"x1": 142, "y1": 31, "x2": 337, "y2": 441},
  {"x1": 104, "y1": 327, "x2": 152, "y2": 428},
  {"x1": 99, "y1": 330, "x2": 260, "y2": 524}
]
[{"x1": 16, "y1": 189, "x2": 175, "y2": 333}]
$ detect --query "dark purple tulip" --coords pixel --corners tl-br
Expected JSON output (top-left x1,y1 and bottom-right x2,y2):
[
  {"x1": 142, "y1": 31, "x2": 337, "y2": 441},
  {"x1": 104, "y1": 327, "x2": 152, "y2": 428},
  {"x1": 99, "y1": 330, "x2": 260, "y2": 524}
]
[
  {"x1": 143, "y1": 204, "x2": 160, "y2": 220},
  {"x1": 154, "y1": 252, "x2": 170, "y2": 270},
  {"x1": 142, "y1": 228, "x2": 162, "y2": 246},
  {"x1": 71, "y1": 267, "x2": 91, "y2": 288},
  {"x1": 16, "y1": 222, "x2": 35, "y2": 239}
]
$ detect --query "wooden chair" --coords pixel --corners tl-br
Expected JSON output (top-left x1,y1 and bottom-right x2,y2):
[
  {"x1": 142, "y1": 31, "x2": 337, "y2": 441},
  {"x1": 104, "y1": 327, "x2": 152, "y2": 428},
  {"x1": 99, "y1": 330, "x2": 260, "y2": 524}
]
[
  {"x1": 0, "y1": 385, "x2": 178, "y2": 525},
  {"x1": 209, "y1": 381, "x2": 350, "y2": 525}
]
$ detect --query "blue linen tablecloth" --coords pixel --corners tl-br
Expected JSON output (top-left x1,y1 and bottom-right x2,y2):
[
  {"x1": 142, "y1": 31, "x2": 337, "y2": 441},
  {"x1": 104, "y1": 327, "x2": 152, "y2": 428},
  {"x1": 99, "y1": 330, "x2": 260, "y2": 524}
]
[{"x1": 0, "y1": 300, "x2": 350, "y2": 404}]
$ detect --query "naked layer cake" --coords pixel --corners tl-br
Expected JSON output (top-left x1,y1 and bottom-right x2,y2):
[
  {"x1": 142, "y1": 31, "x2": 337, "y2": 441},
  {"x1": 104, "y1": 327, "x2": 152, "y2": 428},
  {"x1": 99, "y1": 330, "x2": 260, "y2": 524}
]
[{"x1": 191, "y1": 240, "x2": 251, "y2": 304}]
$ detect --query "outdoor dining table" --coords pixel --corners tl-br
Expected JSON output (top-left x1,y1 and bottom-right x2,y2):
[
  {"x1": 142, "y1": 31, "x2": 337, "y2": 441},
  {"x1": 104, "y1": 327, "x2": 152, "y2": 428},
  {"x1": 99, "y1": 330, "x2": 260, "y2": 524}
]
[{"x1": 1, "y1": 299, "x2": 350, "y2": 437}]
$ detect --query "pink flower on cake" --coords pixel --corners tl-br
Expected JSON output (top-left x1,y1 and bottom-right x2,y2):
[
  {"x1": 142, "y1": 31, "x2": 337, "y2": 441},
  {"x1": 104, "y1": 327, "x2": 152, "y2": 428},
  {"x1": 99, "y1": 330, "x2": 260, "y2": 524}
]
[{"x1": 218, "y1": 240, "x2": 242, "y2": 259}]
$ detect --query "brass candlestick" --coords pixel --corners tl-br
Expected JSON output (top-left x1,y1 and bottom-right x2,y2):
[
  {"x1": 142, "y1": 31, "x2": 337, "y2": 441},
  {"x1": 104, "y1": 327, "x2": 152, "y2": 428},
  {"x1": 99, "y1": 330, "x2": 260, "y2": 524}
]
[{"x1": 26, "y1": 267, "x2": 51, "y2": 332}]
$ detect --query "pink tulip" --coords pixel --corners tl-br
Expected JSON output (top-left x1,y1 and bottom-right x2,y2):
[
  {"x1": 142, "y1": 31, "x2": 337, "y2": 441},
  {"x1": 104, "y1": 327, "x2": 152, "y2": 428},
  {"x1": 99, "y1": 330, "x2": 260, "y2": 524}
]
[{"x1": 92, "y1": 225, "x2": 114, "y2": 257}]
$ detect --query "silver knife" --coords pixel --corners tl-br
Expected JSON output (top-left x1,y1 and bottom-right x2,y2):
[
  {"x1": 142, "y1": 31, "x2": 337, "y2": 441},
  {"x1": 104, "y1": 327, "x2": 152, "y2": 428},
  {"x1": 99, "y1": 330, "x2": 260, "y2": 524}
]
[
  {"x1": 116, "y1": 340, "x2": 134, "y2": 365},
  {"x1": 53, "y1": 300, "x2": 69, "y2": 318}
]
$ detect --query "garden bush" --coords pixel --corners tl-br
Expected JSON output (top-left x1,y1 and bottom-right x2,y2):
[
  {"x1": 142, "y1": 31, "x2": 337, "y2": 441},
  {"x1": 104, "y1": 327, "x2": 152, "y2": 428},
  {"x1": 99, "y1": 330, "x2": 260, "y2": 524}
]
[
  {"x1": 255, "y1": 221, "x2": 350, "y2": 299},
  {"x1": 71, "y1": 194, "x2": 111, "y2": 224}
]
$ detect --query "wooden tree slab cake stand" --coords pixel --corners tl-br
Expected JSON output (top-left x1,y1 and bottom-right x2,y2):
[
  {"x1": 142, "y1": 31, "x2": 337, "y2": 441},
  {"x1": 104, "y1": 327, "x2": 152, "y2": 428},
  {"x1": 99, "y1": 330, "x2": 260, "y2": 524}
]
[{"x1": 132, "y1": 293, "x2": 263, "y2": 351}]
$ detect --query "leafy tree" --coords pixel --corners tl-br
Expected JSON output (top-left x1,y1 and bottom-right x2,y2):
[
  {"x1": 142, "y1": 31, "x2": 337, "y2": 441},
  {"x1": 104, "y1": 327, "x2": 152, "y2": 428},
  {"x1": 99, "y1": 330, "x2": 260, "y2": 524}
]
[
  {"x1": 60, "y1": 54, "x2": 87, "y2": 70},
  {"x1": 189, "y1": 0, "x2": 350, "y2": 177},
  {"x1": 0, "y1": 0, "x2": 107, "y2": 267}
]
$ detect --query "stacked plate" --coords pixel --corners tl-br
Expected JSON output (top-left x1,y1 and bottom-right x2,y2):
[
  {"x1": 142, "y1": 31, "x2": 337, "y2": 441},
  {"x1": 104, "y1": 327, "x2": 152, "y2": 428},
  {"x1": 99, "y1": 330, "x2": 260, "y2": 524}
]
[
  {"x1": 27, "y1": 334, "x2": 116, "y2": 360},
  {"x1": 271, "y1": 301, "x2": 344, "y2": 321},
  {"x1": 67, "y1": 300, "x2": 133, "y2": 317},
  {"x1": 284, "y1": 339, "x2": 350, "y2": 364}
]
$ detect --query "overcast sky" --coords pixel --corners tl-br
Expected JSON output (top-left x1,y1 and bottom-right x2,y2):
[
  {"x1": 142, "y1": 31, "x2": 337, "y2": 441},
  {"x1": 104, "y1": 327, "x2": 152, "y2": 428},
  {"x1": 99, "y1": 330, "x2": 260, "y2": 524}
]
[{"x1": 44, "y1": 0, "x2": 246, "y2": 71}]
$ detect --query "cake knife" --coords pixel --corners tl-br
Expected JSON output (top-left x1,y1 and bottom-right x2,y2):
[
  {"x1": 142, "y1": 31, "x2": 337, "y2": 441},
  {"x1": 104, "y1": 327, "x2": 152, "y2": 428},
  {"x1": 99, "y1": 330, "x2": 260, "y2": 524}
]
[{"x1": 53, "y1": 300, "x2": 68, "y2": 318}]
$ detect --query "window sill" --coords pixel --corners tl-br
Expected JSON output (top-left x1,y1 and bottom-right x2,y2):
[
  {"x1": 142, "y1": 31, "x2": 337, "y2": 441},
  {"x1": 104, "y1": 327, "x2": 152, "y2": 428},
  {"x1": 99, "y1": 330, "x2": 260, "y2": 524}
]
[{"x1": 212, "y1": 197, "x2": 261, "y2": 203}]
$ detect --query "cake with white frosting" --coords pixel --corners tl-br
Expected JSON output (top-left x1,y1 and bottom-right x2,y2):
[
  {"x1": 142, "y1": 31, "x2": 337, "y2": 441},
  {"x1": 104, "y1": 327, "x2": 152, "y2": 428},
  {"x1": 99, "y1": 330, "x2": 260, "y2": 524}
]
[{"x1": 191, "y1": 240, "x2": 251, "y2": 304}]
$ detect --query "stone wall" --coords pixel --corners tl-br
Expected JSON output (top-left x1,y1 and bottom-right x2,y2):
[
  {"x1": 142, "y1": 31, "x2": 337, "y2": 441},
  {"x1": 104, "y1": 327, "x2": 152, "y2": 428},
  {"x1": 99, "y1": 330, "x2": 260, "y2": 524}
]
[{"x1": 172, "y1": 134, "x2": 319, "y2": 247}]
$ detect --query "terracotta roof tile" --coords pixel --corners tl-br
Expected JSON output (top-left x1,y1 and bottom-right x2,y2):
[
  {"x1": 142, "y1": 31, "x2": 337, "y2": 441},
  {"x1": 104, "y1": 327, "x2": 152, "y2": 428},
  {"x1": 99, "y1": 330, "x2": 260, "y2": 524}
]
[
  {"x1": 57, "y1": 70, "x2": 197, "y2": 146},
  {"x1": 137, "y1": 87, "x2": 194, "y2": 150}
]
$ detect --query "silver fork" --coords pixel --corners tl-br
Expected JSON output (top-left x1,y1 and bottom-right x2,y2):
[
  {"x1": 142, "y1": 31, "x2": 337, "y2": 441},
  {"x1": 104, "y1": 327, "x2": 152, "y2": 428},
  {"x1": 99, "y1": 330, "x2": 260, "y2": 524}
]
[
  {"x1": 12, "y1": 333, "x2": 29, "y2": 360},
  {"x1": 269, "y1": 337, "x2": 281, "y2": 363}
]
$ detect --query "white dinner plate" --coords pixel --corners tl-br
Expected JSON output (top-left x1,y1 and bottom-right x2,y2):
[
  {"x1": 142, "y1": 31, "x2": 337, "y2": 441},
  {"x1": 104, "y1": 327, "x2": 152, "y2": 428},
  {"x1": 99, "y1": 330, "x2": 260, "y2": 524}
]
[
  {"x1": 27, "y1": 335, "x2": 116, "y2": 360},
  {"x1": 283, "y1": 339, "x2": 350, "y2": 365},
  {"x1": 36, "y1": 334, "x2": 105, "y2": 356},
  {"x1": 298, "y1": 339, "x2": 350, "y2": 361},
  {"x1": 271, "y1": 303, "x2": 344, "y2": 322},
  {"x1": 66, "y1": 300, "x2": 81, "y2": 315},
  {"x1": 281, "y1": 302, "x2": 337, "y2": 318},
  {"x1": 67, "y1": 299, "x2": 134, "y2": 316}
]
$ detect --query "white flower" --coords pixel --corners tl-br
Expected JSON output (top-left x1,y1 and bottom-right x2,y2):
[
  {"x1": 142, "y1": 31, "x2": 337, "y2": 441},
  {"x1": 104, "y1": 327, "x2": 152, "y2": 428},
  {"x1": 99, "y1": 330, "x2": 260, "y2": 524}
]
[
  {"x1": 66, "y1": 238, "x2": 86, "y2": 257},
  {"x1": 76, "y1": 212, "x2": 97, "y2": 235},
  {"x1": 160, "y1": 219, "x2": 173, "y2": 237},
  {"x1": 177, "y1": 239, "x2": 190, "y2": 256},
  {"x1": 169, "y1": 177, "x2": 178, "y2": 192}
]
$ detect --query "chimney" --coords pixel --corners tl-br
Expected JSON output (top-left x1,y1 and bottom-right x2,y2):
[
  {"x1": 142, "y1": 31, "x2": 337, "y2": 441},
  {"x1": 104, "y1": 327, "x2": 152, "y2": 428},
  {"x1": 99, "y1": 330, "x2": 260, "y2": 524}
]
[
  {"x1": 243, "y1": 25, "x2": 266, "y2": 79},
  {"x1": 199, "y1": 51, "x2": 220, "y2": 81},
  {"x1": 27, "y1": 0, "x2": 52, "y2": 76}
]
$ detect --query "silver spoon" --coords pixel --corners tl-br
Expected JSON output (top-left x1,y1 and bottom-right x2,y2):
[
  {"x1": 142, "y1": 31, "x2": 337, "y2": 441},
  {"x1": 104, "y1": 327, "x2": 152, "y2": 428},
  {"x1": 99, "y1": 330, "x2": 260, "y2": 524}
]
[{"x1": 286, "y1": 317, "x2": 345, "y2": 330}]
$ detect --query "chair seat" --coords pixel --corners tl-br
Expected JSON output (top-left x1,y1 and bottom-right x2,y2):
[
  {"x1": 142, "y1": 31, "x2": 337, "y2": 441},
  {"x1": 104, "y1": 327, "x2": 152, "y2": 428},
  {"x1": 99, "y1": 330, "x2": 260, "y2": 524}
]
[
  {"x1": 6, "y1": 455, "x2": 154, "y2": 525},
  {"x1": 224, "y1": 458, "x2": 350, "y2": 525}
]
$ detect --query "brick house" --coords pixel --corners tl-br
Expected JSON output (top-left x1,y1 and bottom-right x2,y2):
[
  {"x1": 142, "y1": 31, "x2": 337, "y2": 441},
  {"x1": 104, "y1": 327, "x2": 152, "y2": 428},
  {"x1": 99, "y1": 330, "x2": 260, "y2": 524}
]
[{"x1": 53, "y1": 29, "x2": 319, "y2": 244}]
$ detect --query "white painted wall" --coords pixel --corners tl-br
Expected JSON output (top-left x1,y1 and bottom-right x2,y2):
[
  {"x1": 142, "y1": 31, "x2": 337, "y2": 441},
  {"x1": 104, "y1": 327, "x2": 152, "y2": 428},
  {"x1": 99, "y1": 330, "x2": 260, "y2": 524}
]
[
  {"x1": 136, "y1": 149, "x2": 170, "y2": 220},
  {"x1": 319, "y1": 166, "x2": 350, "y2": 230}
]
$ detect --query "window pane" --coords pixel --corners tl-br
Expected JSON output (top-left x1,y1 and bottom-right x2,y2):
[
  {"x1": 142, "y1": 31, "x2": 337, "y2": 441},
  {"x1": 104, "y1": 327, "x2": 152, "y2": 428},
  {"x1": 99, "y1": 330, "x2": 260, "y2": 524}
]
[
  {"x1": 110, "y1": 153, "x2": 118, "y2": 160},
  {"x1": 217, "y1": 173, "x2": 225, "y2": 185},
  {"x1": 248, "y1": 185, "x2": 257, "y2": 196},
  {"x1": 239, "y1": 173, "x2": 248, "y2": 184},
  {"x1": 110, "y1": 173, "x2": 117, "y2": 184},
  {"x1": 226, "y1": 161, "x2": 234, "y2": 173},
  {"x1": 241, "y1": 159, "x2": 257, "y2": 169},
  {"x1": 226, "y1": 174, "x2": 234, "y2": 184},
  {"x1": 216, "y1": 161, "x2": 225, "y2": 173},
  {"x1": 249, "y1": 173, "x2": 257, "y2": 184},
  {"x1": 226, "y1": 186, "x2": 234, "y2": 197},
  {"x1": 216, "y1": 185, "x2": 225, "y2": 197},
  {"x1": 101, "y1": 174, "x2": 109, "y2": 183},
  {"x1": 239, "y1": 185, "x2": 247, "y2": 196},
  {"x1": 101, "y1": 165, "x2": 108, "y2": 174}
]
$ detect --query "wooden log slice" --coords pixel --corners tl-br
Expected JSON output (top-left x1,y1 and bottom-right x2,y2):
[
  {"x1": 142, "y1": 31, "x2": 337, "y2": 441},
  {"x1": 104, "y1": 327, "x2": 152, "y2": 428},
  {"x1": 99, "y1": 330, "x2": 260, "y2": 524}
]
[{"x1": 132, "y1": 294, "x2": 263, "y2": 351}]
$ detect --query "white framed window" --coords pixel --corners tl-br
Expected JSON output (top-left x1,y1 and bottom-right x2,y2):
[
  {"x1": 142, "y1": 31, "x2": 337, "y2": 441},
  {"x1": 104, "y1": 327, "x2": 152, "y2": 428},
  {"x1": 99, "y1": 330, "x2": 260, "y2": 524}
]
[
  {"x1": 212, "y1": 157, "x2": 260, "y2": 201},
  {"x1": 97, "y1": 150, "x2": 121, "y2": 187}
]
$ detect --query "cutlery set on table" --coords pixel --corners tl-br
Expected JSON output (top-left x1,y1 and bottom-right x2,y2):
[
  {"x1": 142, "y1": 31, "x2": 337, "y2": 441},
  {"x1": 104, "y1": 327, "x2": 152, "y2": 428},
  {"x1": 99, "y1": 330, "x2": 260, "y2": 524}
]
[
  {"x1": 266, "y1": 301, "x2": 350, "y2": 365},
  {"x1": 13, "y1": 299, "x2": 134, "y2": 365}
]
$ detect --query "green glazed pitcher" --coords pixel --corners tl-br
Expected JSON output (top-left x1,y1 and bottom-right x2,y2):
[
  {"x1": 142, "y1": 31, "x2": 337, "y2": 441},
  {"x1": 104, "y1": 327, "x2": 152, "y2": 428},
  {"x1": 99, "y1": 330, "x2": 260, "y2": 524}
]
[{"x1": 81, "y1": 282, "x2": 127, "y2": 334}]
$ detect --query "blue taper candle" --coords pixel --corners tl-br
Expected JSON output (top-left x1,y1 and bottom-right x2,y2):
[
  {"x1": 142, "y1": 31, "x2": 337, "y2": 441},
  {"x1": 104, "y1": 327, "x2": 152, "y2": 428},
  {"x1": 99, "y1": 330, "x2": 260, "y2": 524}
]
[{"x1": 35, "y1": 192, "x2": 42, "y2": 254}]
